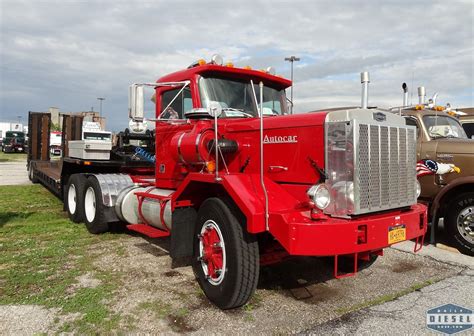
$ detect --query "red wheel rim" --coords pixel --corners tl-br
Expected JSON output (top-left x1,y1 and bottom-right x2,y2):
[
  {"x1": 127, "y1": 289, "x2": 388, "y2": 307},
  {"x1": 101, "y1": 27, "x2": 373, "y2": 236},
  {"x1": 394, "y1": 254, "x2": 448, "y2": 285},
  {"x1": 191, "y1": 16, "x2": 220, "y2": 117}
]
[{"x1": 199, "y1": 220, "x2": 226, "y2": 285}]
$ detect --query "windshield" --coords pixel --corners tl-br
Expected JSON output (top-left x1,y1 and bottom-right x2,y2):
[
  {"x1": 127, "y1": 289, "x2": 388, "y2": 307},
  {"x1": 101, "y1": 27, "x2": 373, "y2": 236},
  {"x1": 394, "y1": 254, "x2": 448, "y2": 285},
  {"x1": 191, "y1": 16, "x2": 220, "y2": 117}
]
[
  {"x1": 6, "y1": 132, "x2": 24, "y2": 138},
  {"x1": 199, "y1": 76, "x2": 287, "y2": 117},
  {"x1": 423, "y1": 115, "x2": 468, "y2": 139}
]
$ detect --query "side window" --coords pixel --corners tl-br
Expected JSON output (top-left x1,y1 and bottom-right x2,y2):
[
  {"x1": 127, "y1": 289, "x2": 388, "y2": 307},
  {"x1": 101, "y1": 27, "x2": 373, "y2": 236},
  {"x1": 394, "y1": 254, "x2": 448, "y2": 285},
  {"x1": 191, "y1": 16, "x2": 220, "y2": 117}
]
[
  {"x1": 404, "y1": 117, "x2": 420, "y2": 138},
  {"x1": 160, "y1": 88, "x2": 192, "y2": 119},
  {"x1": 462, "y1": 123, "x2": 474, "y2": 139}
]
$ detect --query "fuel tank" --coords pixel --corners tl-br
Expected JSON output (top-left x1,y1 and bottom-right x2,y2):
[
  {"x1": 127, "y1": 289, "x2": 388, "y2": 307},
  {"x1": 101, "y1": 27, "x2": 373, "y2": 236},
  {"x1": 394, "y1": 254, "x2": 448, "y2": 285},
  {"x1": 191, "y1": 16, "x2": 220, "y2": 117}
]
[{"x1": 115, "y1": 186, "x2": 174, "y2": 230}]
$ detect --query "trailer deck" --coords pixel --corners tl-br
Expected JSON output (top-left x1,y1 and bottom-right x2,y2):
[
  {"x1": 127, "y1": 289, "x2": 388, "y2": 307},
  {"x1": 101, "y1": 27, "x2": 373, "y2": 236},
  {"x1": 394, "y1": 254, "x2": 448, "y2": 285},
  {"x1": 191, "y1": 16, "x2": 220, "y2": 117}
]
[{"x1": 28, "y1": 112, "x2": 153, "y2": 198}]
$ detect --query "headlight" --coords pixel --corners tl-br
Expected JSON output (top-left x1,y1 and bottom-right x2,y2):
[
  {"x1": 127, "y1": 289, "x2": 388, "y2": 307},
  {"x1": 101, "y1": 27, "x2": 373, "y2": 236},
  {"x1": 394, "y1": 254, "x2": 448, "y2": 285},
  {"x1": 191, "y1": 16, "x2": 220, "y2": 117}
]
[
  {"x1": 415, "y1": 180, "x2": 421, "y2": 198},
  {"x1": 307, "y1": 184, "x2": 331, "y2": 210}
]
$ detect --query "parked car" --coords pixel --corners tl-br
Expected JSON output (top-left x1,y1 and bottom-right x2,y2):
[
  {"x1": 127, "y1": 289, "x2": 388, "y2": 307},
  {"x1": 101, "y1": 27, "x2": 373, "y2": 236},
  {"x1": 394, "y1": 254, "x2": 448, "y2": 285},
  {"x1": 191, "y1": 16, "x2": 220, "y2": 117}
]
[{"x1": 1, "y1": 131, "x2": 26, "y2": 153}]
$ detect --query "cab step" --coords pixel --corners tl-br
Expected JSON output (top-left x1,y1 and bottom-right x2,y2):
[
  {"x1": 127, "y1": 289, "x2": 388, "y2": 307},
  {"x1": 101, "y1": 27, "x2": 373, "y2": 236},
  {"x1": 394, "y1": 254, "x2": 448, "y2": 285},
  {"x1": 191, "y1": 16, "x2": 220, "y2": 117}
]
[{"x1": 126, "y1": 224, "x2": 170, "y2": 238}]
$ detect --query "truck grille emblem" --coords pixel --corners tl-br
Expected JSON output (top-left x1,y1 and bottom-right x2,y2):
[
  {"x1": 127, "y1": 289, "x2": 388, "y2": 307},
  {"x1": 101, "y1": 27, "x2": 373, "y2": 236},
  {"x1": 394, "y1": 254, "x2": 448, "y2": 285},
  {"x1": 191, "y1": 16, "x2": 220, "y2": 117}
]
[
  {"x1": 263, "y1": 135, "x2": 298, "y2": 144},
  {"x1": 373, "y1": 112, "x2": 386, "y2": 122}
]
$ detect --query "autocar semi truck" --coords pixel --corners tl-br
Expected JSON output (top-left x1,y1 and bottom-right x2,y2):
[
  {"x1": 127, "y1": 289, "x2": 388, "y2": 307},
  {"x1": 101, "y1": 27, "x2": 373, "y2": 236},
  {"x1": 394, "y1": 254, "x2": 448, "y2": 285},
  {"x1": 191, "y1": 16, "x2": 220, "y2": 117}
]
[{"x1": 28, "y1": 56, "x2": 427, "y2": 309}]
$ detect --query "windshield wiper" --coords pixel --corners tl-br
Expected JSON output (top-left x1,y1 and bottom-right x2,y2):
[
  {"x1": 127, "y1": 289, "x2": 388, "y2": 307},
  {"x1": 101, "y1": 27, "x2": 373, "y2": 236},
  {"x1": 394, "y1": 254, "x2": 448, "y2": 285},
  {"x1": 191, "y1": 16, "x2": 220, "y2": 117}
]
[
  {"x1": 222, "y1": 108, "x2": 255, "y2": 118},
  {"x1": 431, "y1": 134, "x2": 459, "y2": 139}
]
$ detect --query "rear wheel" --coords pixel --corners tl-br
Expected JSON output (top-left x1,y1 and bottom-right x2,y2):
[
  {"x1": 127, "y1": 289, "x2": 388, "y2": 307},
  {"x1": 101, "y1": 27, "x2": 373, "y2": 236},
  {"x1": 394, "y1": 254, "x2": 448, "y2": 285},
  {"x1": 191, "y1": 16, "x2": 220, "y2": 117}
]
[
  {"x1": 192, "y1": 198, "x2": 259, "y2": 309},
  {"x1": 83, "y1": 175, "x2": 109, "y2": 234},
  {"x1": 65, "y1": 174, "x2": 86, "y2": 223},
  {"x1": 446, "y1": 193, "x2": 474, "y2": 256},
  {"x1": 28, "y1": 163, "x2": 39, "y2": 183}
]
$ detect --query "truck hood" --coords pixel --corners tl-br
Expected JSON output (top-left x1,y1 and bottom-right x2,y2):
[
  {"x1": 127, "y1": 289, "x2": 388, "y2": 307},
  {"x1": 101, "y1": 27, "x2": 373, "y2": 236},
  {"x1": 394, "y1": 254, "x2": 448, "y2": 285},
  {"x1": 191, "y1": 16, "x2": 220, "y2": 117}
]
[{"x1": 435, "y1": 138, "x2": 474, "y2": 155}]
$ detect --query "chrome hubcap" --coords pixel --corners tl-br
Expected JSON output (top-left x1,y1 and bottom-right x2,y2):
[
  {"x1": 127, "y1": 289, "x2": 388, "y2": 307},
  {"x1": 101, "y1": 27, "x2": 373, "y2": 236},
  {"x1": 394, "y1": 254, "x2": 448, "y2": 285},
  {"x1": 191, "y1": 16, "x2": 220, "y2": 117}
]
[
  {"x1": 198, "y1": 220, "x2": 226, "y2": 285},
  {"x1": 68, "y1": 184, "x2": 77, "y2": 214},
  {"x1": 457, "y1": 206, "x2": 474, "y2": 244},
  {"x1": 84, "y1": 187, "x2": 96, "y2": 223}
]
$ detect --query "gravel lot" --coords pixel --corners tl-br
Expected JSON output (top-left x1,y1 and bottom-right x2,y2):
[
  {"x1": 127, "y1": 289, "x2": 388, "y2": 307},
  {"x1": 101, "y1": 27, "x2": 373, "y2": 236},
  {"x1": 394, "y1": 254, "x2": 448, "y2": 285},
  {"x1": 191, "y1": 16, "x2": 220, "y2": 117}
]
[
  {"x1": 0, "y1": 160, "x2": 30, "y2": 186},
  {"x1": 0, "y1": 232, "x2": 462, "y2": 335},
  {"x1": 0, "y1": 161, "x2": 469, "y2": 334},
  {"x1": 300, "y1": 268, "x2": 473, "y2": 335}
]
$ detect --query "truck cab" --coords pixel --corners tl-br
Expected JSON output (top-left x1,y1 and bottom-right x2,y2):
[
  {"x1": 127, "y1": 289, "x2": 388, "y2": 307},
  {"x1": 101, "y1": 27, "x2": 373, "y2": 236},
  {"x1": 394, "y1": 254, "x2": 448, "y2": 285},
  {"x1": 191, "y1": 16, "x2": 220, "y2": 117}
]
[
  {"x1": 2, "y1": 131, "x2": 26, "y2": 153},
  {"x1": 402, "y1": 107, "x2": 474, "y2": 255},
  {"x1": 109, "y1": 58, "x2": 426, "y2": 308}
]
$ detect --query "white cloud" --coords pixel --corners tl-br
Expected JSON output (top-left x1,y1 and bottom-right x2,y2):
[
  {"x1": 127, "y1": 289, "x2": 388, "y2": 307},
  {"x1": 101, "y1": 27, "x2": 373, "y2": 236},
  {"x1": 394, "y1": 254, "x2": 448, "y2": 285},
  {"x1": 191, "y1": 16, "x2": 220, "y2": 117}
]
[{"x1": 0, "y1": 0, "x2": 472, "y2": 129}]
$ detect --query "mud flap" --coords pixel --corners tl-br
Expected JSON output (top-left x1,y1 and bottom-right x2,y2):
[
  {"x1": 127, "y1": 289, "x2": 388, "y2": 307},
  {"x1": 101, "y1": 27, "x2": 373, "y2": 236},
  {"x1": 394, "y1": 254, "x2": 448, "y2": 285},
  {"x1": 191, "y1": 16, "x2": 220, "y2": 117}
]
[{"x1": 170, "y1": 207, "x2": 197, "y2": 259}]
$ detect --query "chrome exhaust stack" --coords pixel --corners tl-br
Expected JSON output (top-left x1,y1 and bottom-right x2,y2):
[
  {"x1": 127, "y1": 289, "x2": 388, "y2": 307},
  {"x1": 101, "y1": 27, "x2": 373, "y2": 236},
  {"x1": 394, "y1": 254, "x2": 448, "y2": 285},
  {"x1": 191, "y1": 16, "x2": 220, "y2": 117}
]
[
  {"x1": 402, "y1": 83, "x2": 408, "y2": 107},
  {"x1": 418, "y1": 86, "x2": 426, "y2": 105},
  {"x1": 361, "y1": 72, "x2": 370, "y2": 109}
]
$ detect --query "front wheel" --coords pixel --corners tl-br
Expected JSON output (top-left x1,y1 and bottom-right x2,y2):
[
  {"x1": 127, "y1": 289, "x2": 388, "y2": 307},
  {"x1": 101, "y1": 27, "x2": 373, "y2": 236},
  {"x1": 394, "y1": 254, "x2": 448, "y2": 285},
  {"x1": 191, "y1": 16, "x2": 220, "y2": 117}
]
[
  {"x1": 445, "y1": 192, "x2": 474, "y2": 256},
  {"x1": 192, "y1": 198, "x2": 259, "y2": 309}
]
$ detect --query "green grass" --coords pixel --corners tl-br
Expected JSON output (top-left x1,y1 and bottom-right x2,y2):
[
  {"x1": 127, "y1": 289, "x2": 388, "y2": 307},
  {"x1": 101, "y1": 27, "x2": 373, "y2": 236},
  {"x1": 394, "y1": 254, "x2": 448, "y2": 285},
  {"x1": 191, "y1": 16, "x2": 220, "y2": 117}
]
[
  {"x1": 138, "y1": 300, "x2": 195, "y2": 333},
  {"x1": 0, "y1": 151, "x2": 27, "y2": 162},
  {"x1": 335, "y1": 279, "x2": 438, "y2": 315},
  {"x1": 0, "y1": 184, "x2": 127, "y2": 333}
]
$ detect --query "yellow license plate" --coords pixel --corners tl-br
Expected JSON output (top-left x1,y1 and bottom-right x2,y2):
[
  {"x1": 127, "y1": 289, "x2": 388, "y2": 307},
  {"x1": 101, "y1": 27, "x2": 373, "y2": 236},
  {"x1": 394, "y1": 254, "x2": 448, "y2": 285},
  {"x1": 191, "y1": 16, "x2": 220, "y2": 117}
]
[{"x1": 388, "y1": 225, "x2": 406, "y2": 244}]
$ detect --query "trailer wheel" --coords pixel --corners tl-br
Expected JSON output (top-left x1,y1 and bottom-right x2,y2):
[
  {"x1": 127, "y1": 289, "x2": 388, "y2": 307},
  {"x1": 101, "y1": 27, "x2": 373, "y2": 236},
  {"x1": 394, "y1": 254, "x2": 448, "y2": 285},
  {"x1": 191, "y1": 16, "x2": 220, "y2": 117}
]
[
  {"x1": 192, "y1": 198, "x2": 259, "y2": 309},
  {"x1": 445, "y1": 192, "x2": 474, "y2": 256},
  {"x1": 28, "y1": 163, "x2": 39, "y2": 183},
  {"x1": 65, "y1": 174, "x2": 86, "y2": 223},
  {"x1": 83, "y1": 176, "x2": 109, "y2": 234}
]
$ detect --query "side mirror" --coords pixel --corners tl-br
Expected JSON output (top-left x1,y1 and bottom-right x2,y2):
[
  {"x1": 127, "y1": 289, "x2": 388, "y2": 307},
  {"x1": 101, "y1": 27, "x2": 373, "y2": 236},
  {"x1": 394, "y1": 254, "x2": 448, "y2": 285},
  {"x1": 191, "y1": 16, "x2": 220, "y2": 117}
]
[
  {"x1": 128, "y1": 84, "x2": 144, "y2": 121},
  {"x1": 207, "y1": 101, "x2": 222, "y2": 118}
]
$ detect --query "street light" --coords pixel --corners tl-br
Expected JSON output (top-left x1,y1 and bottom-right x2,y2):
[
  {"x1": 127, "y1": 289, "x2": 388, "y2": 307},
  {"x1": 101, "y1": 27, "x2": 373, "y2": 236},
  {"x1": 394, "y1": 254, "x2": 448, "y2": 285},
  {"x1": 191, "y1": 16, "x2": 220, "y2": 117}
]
[
  {"x1": 97, "y1": 97, "x2": 105, "y2": 118},
  {"x1": 284, "y1": 56, "x2": 300, "y2": 114}
]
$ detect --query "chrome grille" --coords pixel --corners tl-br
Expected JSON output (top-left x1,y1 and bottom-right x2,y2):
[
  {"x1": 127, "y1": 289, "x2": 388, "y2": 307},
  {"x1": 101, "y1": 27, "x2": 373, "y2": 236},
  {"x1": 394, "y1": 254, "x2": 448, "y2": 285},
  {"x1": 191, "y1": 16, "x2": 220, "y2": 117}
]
[{"x1": 355, "y1": 122, "x2": 417, "y2": 213}]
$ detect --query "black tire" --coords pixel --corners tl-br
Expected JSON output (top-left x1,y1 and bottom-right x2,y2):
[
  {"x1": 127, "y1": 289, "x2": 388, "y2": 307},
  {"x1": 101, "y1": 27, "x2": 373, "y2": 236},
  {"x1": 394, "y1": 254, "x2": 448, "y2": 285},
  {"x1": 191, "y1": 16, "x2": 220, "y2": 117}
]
[
  {"x1": 445, "y1": 192, "x2": 474, "y2": 256},
  {"x1": 192, "y1": 198, "x2": 259, "y2": 309},
  {"x1": 83, "y1": 175, "x2": 109, "y2": 234},
  {"x1": 65, "y1": 174, "x2": 86, "y2": 223},
  {"x1": 28, "y1": 163, "x2": 39, "y2": 183}
]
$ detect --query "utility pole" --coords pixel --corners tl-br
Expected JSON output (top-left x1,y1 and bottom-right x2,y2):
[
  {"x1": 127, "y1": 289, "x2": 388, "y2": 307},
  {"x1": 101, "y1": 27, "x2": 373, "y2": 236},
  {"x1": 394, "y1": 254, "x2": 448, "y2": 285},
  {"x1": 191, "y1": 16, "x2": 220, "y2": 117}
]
[
  {"x1": 97, "y1": 97, "x2": 105, "y2": 118},
  {"x1": 284, "y1": 56, "x2": 300, "y2": 114}
]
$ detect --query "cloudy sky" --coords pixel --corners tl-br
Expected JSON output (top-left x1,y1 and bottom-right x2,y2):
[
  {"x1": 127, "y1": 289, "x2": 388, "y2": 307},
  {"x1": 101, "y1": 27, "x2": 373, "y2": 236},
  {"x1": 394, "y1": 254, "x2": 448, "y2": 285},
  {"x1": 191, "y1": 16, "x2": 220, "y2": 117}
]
[{"x1": 1, "y1": 0, "x2": 473, "y2": 130}]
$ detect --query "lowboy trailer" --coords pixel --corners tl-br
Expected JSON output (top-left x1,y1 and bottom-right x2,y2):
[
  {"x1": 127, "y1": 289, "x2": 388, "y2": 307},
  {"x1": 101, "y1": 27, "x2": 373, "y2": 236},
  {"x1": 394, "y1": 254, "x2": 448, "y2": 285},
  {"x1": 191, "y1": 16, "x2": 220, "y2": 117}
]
[{"x1": 28, "y1": 56, "x2": 427, "y2": 309}]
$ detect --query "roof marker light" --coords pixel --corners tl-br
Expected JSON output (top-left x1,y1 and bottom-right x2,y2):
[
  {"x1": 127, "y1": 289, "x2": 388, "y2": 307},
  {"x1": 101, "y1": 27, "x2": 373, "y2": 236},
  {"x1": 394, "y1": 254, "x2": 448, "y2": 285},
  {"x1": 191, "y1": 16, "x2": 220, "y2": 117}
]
[
  {"x1": 187, "y1": 59, "x2": 207, "y2": 68},
  {"x1": 225, "y1": 62, "x2": 234, "y2": 68}
]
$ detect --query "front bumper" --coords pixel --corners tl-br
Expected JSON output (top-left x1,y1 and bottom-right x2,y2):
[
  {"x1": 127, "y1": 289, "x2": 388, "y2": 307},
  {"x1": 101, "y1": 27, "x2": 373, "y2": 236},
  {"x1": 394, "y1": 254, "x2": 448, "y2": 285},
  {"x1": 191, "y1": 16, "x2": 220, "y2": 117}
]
[
  {"x1": 271, "y1": 203, "x2": 427, "y2": 256},
  {"x1": 4, "y1": 145, "x2": 24, "y2": 152}
]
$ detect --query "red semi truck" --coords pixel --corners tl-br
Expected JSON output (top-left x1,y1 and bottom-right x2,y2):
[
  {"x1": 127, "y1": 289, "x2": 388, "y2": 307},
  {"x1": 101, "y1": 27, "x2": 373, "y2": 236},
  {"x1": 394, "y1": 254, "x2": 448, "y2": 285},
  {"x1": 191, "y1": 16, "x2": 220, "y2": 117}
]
[{"x1": 29, "y1": 55, "x2": 427, "y2": 309}]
